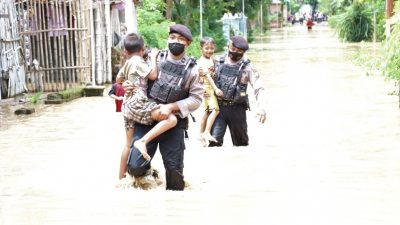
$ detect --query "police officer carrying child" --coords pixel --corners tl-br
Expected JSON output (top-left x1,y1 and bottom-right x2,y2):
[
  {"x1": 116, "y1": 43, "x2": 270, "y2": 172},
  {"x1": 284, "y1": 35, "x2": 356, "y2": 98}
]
[
  {"x1": 208, "y1": 36, "x2": 267, "y2": 147},
  {"x1": 125, "y1": 24, "x2": 203, "y2": 190}
]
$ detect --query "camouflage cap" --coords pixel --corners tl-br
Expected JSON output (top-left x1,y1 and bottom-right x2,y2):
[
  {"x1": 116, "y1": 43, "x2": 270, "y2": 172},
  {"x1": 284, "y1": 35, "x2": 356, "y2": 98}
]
[
  {"x1": 231, "y1": 36, "x2": 249, "y2": 51},
  {"x1": 169, "y1": 24, "x2": 193, "y2": 42}
]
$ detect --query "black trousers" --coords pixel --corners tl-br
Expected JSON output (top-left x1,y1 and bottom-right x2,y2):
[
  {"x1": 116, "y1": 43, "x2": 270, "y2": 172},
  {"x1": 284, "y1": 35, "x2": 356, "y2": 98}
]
[
  {"x1": 127, "y1": 119, "x2": 185, "y2": 190},
  {"x1": 209, "y1": 103, "x2": 249, "y2": 147}
]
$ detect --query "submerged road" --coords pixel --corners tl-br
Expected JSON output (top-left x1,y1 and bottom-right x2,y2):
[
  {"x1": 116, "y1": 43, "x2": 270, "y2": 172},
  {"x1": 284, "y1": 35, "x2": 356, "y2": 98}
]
[{"x1": 1, "y1": 24, "x2": 400, "y2": 225}]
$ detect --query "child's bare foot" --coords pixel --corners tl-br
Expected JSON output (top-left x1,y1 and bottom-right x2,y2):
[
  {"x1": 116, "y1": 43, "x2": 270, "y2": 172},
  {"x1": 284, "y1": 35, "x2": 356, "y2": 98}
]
[
  {"x1": 134, "y1": 139, "x2": 151, "y2": 161},
  {"x1": 203, "y1": 132, "x2": 217, "y2": 143},
  {"x1": 197, "y1": 133, "x2": 209, "y2": 147}
]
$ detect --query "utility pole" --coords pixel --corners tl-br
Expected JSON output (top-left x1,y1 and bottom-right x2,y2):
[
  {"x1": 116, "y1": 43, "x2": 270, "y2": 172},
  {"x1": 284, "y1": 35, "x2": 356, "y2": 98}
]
[
  {"x1": 242, "y1": 0, "x2": 245, "y2": 16},
  {"x1": 260, "y1": 1, "x2": 263, "y2": 35},
  {"x1": 200, "y1": 0, "x2": 203, "y2": 38},
  {"x1": 373, "y1": 0, "x2": 376, "y2": 43}
]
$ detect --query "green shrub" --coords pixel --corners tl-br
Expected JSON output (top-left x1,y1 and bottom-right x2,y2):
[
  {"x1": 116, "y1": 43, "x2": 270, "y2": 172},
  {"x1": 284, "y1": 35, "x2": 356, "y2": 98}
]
[
  {"x1": 331, "y1": 1, "x2": 372, "y2": 42},
  {"x1": 382, "y1": 2, "x2": 400, "y2": 81},
  {"x1": 383, "y1": 26, "x2": 400, "y2": 80}
]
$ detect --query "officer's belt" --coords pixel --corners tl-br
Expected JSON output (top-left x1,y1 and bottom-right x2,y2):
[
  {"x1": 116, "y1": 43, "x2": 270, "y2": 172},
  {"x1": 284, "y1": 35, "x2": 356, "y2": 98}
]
[{"x1": 218, "y1": 100, "x2": 235, "y2": 106}]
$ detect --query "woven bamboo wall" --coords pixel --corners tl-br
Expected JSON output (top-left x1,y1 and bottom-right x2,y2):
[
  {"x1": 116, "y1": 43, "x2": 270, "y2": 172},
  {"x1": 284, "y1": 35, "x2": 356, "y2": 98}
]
[{"x1": 0, "y1": 0, "x2": 26, "y2": 100}]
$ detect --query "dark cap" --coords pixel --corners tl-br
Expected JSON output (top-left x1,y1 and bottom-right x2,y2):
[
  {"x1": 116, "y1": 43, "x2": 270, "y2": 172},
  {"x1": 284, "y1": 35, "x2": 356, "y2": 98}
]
[
  {"x1": 169, "y1": 24, "x2": 193, "y2": 42},
  {"x1": 231, "y1": 36, "x2": 249, "y2": 51}
]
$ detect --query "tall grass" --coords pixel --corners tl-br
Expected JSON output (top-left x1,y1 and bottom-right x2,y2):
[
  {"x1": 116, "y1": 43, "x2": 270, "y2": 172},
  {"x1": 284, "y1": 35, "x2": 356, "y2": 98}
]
[
  {"x1": 330, "y1": 1, "x2": 372, "y2": 42},
  {"x1": 382, "y1": 3, "x2": 400, "y2": 81}
]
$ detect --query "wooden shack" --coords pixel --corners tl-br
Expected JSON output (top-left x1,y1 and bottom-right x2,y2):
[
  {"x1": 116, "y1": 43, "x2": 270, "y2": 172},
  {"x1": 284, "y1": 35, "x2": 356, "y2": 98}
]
[{"x1": 0, "y1": 0, "x2": 137, "y2": 99}]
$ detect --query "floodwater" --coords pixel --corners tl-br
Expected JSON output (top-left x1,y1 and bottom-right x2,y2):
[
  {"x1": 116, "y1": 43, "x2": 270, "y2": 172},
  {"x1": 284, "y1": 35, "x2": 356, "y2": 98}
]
[{"x1": 1, "y1": 24, "x2": 400, "y2": 225}]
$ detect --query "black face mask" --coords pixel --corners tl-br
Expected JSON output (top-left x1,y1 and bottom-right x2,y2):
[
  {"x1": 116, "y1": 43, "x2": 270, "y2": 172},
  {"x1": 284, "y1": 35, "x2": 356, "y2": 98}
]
[
  {"x1": 168, "y1": 42, "x2": 185, "y2": 56},
  {"x1": 229, "y1": 51, "x2": 244, "y2": 62}
]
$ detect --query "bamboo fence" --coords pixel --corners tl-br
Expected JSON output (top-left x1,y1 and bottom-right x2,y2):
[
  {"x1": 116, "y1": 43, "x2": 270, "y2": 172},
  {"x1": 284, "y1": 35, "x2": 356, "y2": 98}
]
[
  {"x1": 1, "y1": 0, "x2": 119, "y2": 99},
  {"x1": 14, "y1": 0, "x2": 93, "y2": 93}
]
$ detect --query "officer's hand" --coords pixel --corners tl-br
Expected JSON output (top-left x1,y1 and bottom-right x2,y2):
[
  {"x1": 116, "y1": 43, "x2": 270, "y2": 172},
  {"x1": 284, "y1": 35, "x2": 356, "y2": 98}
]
[
  {"x1": 157, "y1": 104, "x2": 173, "y2": 120},
  {"x1": 149, "y1": 48, "x2": 159, "y2": 59},
  {"x1": 198, "y1": 68, "x2": 205, "y2": 76},
  {"x1": 141, "y1": 152, "x2": 151, "y2": 161},
  {"x1": 256, "y1": 108, "x2": 266, "y2": 124},
  {"x1": 203, "y1": 90, "x2": 210, "y2": 99},
  {"x1": 123, "y1": 80, "x2": 135, "y2": 92},
  {"x1": 208, "y1": 66, "x2": 215, "y2": 74},
  {"x1": 125, "y1": 90, "x2": 133, "y2": 96},
  {"x1": 215, "y1": 88, "x2": 223, "y2": 97}
]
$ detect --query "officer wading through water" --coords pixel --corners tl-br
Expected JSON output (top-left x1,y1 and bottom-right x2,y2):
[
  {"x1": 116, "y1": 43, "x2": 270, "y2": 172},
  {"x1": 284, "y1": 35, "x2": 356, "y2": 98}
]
[
  {"x1": 125, "y1": 24, "x2": 203, "y2": 190},
  {"x1": 208, "y1": 36, "x2": 267, "y2": 147}
]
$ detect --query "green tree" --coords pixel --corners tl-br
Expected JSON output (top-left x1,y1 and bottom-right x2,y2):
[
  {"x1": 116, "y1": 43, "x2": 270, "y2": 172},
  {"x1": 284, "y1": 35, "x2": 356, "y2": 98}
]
[
  {"x1": 287, "y1": 0, "x2": 301, "y2": 14},
  {"x1": 136, "y1": 0, "x2": 275, "y2": 57},
  {"x1": 137, "y1": 0, "x2": 170, "y2": 49},
  {"x1": 305, "y1": 0, "x2": 319, "y2": 14}
]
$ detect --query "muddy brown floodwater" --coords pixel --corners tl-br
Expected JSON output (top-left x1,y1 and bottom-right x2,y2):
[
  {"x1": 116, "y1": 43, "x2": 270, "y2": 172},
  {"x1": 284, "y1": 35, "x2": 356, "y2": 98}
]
[{"x1": 1, "y1": 24, "x2": 400, "y2": 225}]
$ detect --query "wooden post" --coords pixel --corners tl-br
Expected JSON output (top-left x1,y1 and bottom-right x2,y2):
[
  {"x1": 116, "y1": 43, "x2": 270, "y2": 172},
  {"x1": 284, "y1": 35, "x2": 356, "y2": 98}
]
[
  {"x1": 386, "y1": 0, "x2": 394, "y2": 18},
  {"x1": 75, "y1": 0, "x2": 82, "y2": 84},
  {"x1": 49, "y1": 1, "x2": 57, "y2": 91},
  {"x1": 68, "y1": 0, "x2": 76, "y2": 86},
  {"x1": 62, "y1": 0, "x2": 71, "y2": 89},
  {"x1": 39, "y1": 0, "x2": 48, "y2": 91},
  {"x1": 105, "y1": 0, "x2": 112, "y2": 83},
  {"x1": 386, "y1": 0, "x2": 394, "y2": 37},
  {"x1": 54, "y1": 0, "x2": 65, "y2": 91},
  {"x1": 94, "y1": 2, "x2": 104, "y2": 85},
  {"x1": 44, "y1": 0, "x2": 52, "y2": 92},
  {"x1": 89, "y1": 0, "x2": 96, "y2": 86},
  {"x1": 36, "y1": 0, "x2": 45, "y2": 92}
]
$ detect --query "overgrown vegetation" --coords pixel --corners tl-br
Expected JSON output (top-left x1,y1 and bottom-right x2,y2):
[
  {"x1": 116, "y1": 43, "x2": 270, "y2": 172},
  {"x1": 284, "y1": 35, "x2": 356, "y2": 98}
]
[
  {"x1": 327, "y1": 0, "x2": 385, "y2": 42},
  {"x1": 135, "y1": 0, "x2": 271, "y2": 58},
  {"x1": 57, "y1": 87, "x2": 84, "y2": 101},
  {"x1": 351, "y1": 2, "x2": 400, "y2": 107},
  {"x1": 30, "y1": 91, "x2": 43, "y2": 105},
  {"x1": 330, "y1": 2, "x2": 372, "y2": 42},
  {"x1": 381, "y1": 3, "x2": 400, "y2": 107},
  {"x1": 382, "y1": 3, "x2": 400, "y2": 81},
  {"x1": 137, "y1": 0, "x2": 170, "y2": 50},
  {"x1": 352, "y1": 47, "x2": 383, "y2": 73}
]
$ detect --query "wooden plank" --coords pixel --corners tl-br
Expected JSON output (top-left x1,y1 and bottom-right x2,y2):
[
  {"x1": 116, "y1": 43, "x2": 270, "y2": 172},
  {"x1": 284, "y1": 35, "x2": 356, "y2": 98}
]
[
  {"x1": 55, "y1": 0, "x2": 65, "y2": 90},
  {"x1": 42, "y1": 0, "x2": 51, "y2": 91},
  {"x1": 26, "y1": 66, "x2": 90, "y2": 71}
]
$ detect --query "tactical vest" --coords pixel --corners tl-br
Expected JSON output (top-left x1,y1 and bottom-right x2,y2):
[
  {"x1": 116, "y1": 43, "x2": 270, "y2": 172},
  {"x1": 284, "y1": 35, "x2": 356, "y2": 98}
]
[
  {"x1": 215, "y1": 57, "x2": 250, "y2": 104},
  {"x1": 149, "y1": 51, "x2": 196, "y2": 104}
]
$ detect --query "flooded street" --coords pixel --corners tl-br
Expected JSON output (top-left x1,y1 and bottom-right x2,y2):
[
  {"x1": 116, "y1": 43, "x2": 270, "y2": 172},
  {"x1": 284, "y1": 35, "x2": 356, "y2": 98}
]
[{"x1": 1, "y1": 24, "x2": 400, "y2": 225}]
